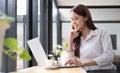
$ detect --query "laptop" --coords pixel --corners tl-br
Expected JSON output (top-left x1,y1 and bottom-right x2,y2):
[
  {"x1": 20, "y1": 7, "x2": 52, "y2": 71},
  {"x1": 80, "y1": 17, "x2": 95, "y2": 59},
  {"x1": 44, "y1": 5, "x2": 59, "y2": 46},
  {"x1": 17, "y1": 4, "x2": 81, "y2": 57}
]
[
  {"x1": 27, "y1": 37, "x2": 80, "y2": 68},
  {"x1": 27, "y1": 37, "x2": 48, "y2": 66}
]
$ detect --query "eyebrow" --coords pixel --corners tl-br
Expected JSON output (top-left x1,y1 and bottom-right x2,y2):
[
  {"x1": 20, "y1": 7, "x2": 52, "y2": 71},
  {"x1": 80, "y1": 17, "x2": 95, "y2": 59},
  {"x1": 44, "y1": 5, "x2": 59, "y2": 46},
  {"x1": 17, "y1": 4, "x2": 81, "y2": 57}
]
[{"x1": 71, "y1": 16, "x2": 80, "y2": 19}]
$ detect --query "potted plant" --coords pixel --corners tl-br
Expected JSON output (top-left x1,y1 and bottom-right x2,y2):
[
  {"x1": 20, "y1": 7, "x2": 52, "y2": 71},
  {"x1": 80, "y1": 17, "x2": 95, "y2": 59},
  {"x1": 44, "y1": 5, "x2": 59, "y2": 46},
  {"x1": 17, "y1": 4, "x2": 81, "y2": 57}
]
[
  {"x1": 48, "y1": 41, "x2": 68, "y2": 61},
  {"x1": 0, "y1": 11, "x2": 31, "y2": 68}
]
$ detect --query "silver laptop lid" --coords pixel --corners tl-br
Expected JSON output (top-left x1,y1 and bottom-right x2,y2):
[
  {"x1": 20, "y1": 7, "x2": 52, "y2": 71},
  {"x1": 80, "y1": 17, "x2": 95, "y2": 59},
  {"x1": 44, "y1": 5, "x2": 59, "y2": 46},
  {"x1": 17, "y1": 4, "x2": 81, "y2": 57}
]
[{"x1": 27, "y1": 37, "x2": 48, "y2": 66}]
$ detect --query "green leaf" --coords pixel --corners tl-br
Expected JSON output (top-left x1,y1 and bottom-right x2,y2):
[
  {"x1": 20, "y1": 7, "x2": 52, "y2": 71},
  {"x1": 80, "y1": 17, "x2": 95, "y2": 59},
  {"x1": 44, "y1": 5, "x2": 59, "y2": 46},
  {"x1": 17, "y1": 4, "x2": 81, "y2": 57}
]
[
  {"x1": 62, "y1": 41, "x2": 68, "y2": 50},
  {"x1": 3, "y1": 38, "x2": 31, "y2": 61},
  {"x1": 2, "y1": 49, "x2": 16, "y2": 60},
  {"x1": 19, "y1": 49, "x2": 31, "y2": 61},
  {"x1": 3, "y1": 16, "x2": 15, "y2": 23},
  {"x1": 55, "y1": 49, "x2": 62, "y2": 56},
  {"x1": 4, "y1": 38, "x2": 18, "y2": 51},
  {"x1": 57, "y1": 45, "x2": 62, "y2": 49},
  {"x1": 0, "y1": 11, "x2": 15, "y2": 23}
]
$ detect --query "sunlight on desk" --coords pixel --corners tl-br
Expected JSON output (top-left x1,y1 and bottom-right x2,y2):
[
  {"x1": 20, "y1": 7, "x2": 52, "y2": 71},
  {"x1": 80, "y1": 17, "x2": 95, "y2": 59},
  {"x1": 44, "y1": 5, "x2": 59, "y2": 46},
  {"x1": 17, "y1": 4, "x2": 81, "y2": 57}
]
[{"x1": 11, "y1": 66, "x2": 86, "y2": 73}]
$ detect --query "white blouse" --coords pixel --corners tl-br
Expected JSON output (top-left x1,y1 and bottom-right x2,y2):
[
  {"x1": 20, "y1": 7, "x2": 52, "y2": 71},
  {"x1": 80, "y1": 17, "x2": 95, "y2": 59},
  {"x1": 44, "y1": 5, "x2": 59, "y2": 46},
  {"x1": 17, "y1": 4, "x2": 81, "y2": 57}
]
[{"x1": 61, "y1": 28, "x2": 116, "y2": 71}]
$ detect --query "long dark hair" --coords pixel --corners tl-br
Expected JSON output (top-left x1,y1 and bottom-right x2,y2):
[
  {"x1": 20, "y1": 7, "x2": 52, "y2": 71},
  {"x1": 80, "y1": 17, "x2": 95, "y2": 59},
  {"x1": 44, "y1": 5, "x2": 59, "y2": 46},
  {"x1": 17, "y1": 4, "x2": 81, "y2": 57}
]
[{"x1": 71, "y1": 4, "x2": 97, "y2": 57}]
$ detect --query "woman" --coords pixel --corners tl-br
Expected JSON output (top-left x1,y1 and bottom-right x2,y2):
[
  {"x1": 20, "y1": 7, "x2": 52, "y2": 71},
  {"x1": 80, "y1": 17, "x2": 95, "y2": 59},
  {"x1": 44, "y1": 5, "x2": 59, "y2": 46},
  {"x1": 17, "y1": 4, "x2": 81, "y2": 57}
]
[{"x1": 61, "y1": 4, "x2": 117, "y2": 73}]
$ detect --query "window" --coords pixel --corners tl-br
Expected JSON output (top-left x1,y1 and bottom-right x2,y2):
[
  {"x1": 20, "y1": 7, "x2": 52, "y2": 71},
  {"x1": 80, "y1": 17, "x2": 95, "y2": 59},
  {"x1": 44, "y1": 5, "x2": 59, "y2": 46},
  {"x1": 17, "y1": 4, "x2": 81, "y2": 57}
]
[{"x1": 17, "y1": 0, "x2": 26, "y2": 70}]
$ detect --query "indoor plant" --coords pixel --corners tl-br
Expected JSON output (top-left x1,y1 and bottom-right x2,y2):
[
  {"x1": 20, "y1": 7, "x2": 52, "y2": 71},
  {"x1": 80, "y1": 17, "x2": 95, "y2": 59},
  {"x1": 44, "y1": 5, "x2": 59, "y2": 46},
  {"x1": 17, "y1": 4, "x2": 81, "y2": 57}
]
[
  {"x1": 0, "y1": 11, "x2": 31, "y2": 61},
  {"x1": 48, "y1": 41, "x2": 68, "y2": 61}
]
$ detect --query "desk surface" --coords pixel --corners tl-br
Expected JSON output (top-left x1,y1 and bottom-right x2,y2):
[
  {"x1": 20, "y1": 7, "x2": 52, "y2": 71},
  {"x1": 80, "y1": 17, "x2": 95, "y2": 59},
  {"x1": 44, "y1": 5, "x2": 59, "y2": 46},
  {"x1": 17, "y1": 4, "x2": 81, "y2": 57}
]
[{"x1": 11, "y1": 66, "x2": 86, "y2": 73}]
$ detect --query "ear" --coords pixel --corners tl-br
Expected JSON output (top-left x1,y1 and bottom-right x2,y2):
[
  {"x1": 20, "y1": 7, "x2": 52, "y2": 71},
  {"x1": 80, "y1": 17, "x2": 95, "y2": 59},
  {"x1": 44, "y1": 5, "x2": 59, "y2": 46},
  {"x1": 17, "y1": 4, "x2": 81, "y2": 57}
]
[{"x1": 85, "y1": 16, "x2": 88, "y2": 21}]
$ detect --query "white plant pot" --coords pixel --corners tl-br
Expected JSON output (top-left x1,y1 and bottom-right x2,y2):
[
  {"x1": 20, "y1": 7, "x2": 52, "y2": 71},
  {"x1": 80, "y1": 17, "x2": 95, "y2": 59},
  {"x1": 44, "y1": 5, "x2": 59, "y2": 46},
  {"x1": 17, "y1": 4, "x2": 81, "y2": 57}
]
[{"x1": 0, "y1": 21, "x2": 10, "y2": 71}]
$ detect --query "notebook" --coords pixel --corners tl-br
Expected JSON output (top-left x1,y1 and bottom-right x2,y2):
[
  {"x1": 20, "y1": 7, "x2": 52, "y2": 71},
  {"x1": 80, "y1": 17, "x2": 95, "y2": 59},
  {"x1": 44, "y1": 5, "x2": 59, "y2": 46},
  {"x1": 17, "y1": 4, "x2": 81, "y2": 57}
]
[{"x1": 27, "y1": 37, "x2": 80, "y2": 68}]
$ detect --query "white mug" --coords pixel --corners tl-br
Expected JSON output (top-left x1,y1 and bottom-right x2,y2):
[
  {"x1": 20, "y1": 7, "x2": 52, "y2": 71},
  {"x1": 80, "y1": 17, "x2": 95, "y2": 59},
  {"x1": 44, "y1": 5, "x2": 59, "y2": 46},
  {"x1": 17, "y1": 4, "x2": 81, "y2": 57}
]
[{"x1": 46, "y1": 60, "x2": 54, "y2": 67}]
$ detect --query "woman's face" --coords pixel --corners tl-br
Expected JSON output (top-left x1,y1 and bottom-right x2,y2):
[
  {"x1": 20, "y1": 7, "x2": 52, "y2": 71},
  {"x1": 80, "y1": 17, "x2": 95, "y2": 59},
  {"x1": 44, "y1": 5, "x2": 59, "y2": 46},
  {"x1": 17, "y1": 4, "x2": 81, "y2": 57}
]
[{"x1": 70, "y1": 11, "x2": 87, "y2": 31}]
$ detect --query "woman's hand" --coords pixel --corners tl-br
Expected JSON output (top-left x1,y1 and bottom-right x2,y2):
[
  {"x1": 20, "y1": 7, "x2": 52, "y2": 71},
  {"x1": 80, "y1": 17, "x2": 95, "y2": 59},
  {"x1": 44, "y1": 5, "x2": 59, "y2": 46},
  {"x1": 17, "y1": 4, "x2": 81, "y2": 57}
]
[
  {"x1": 69, "y1": 30, "x2": 79, "y2": 40},
  {"x1": 67, "y1": 30, "x2": 80, "y2": 52},
  {"x1": 65, "y1": 57, "x2": 83, "y2": 66}
]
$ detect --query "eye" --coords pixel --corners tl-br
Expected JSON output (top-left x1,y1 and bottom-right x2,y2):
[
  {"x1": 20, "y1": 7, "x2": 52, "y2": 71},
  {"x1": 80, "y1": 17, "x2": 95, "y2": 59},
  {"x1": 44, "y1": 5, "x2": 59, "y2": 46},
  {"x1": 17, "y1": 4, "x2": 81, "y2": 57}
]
[
  {"x1": 71, "y1": 16, "x2": 80, "y2": 21},
  {"x1": 71, "y1": 18, "x2": 73, "y2": 21},
  {"x1": 74, "y1": 17, "x2": 79, "y2": 20}
]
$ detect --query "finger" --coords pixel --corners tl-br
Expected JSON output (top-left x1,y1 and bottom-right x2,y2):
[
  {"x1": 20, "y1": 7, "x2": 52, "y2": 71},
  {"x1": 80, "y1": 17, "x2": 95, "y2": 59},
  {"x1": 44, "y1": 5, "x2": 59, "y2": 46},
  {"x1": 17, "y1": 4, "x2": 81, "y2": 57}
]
[
  {"x1": 69, "y1": 61, "x2": 73, "y2": 64},
  {"x1": 65, "y1": 59, "x2": 73, "y2": 65},
  {"x1": 65, "y1": 60, "x2": 70, "y2": 66}
]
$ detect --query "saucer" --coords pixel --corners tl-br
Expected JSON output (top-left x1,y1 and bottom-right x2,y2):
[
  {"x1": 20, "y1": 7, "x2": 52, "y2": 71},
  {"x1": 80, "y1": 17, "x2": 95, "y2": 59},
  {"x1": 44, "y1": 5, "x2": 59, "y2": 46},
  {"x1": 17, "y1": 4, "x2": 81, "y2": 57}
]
[{"x1": 44, "y1": 66, "x2": 58, "y2": 70}]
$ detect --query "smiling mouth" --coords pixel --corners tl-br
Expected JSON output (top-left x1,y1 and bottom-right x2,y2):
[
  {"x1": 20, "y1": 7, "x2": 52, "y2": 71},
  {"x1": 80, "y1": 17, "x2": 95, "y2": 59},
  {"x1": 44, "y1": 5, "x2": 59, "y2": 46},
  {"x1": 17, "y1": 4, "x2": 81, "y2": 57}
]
[
  {"x1": 74, "y1": 25, "x2": 79, "y2": 29},
  {"x1": 77, "y1": 30, "x2": 80, "y2": 33},
  {"x1": 74, "y1": 26, "x2": 80, "y2": 33},
  {"x1": 75, "y1": 25, "x2": 81, "y2": 33}
]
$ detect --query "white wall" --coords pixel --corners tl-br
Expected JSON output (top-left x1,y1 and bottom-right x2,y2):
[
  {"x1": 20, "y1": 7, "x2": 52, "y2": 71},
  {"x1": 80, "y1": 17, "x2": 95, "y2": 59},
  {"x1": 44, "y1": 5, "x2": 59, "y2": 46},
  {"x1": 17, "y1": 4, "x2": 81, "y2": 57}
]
[
  {"x1": 58, "y1": 0, "x2": 120, "y2": 6},
  {"x1": 59, "y1": 9, "x2": 120, "y2": 21}
]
